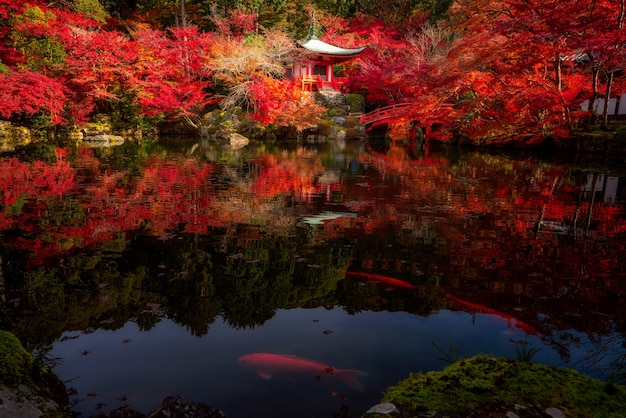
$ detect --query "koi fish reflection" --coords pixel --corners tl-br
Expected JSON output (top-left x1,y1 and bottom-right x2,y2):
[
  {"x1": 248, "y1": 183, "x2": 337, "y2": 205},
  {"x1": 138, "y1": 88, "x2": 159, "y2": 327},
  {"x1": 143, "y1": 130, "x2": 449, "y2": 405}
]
[
  {"x1": 344, "y1": 271, "x2": 416, "y2": 290},
  {"x1": 238, "y1": 353, "x2": 367, "y2": 390},
  {"x1": 447, "y1": 294, "x2": 542, "y2": 336}
]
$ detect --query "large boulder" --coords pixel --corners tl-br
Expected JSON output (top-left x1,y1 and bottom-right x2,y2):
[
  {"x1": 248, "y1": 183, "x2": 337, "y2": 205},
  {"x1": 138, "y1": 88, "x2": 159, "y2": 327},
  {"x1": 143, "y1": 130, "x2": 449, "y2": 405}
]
[
  {"x1": 228, "y1": 133, "x2": 249, "y2": 149},
  {"x1": 83, "y1": 134, "x2": 125, "y2": 146}
]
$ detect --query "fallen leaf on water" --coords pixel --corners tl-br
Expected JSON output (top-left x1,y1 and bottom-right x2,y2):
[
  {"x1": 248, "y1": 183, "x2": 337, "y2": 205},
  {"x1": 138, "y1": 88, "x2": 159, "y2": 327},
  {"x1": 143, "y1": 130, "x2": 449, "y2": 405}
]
[
  {"x1": 122, "y1": 339, "x2": 131, "y2": 344},
  {"x1": 86, "y1": 393, "x2": 98, "y2": 397},
  {"x1": 81, "y1": 351, "x2": 90, "y2": 356},
  {"x1": 60, "y1": 335, "x2": 79, "y2": 342},
  {"x1": 322, "y1": 330, "x2": 333, "y2": 335}
]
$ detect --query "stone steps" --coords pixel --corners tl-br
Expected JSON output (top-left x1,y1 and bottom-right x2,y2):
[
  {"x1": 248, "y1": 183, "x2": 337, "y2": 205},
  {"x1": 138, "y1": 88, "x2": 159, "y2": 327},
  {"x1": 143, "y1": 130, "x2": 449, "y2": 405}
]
[{"x1": 315, "y1": 89, "x2": 348, "y2": 108}]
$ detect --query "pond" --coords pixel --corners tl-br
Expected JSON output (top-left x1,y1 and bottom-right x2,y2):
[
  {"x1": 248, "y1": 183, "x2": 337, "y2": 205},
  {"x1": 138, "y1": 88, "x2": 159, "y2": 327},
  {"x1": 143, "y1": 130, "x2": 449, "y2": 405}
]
[{"x1": 1, "y1": 137, "x2": 625, "y2": 418}]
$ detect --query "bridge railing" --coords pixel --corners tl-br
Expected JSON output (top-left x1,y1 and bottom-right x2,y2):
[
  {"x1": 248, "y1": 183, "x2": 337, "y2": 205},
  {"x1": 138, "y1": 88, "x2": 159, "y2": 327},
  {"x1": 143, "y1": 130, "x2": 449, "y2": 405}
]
[{"x1": 360, "y1": 103, "x2": 413, "y2": 126}]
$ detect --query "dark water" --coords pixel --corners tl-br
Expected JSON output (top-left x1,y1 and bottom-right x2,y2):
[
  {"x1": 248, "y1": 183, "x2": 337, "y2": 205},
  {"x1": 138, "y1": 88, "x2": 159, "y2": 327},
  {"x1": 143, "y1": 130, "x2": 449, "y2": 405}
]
[{"x1": 0, "y1": 138, "x2": 625, "y2": 417}]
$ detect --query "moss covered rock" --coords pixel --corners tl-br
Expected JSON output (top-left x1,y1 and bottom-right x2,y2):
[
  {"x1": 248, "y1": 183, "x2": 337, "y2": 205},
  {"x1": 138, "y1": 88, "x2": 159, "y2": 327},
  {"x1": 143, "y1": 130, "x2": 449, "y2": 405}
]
[
  {"x1": 201, "y1": 107, "x2": 242, "y2": 140},
  {"x1": 375, "y1": 354, "x2": 626, "y2": 417},
  {"x1": 0, "y1": 330, "x2": 71, "y2": 417},
  {"x1": 0, "y1": 330, "x2": 33, "y2": 387}
]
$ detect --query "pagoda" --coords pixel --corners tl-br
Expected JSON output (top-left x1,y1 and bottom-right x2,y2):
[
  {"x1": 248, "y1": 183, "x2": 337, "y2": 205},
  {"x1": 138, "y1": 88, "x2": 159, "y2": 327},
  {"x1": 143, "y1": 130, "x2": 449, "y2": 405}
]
[{"x1": 290, "y1": 10, "x2": 366, "y2": 92}]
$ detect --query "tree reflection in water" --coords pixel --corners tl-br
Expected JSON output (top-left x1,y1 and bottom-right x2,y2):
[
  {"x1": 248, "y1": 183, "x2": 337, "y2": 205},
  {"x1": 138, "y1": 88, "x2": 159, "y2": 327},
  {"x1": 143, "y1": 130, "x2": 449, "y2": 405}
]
[{"x1": 0, "y1": 139, "x2": 624, "y2": 417}]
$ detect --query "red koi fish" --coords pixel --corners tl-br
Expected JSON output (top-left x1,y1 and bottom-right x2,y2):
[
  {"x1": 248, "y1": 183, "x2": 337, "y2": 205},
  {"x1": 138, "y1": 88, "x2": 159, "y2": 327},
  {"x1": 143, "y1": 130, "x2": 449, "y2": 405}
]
[
  {"x1": 238, "y1": 353, "x2": 367, "y2": 390},
  {"x1": 344, "y1": 271, "x2": 416, "y2": 290},
  {"x1": 447, "y1": 294, "x2": 542, "y2": 336}
]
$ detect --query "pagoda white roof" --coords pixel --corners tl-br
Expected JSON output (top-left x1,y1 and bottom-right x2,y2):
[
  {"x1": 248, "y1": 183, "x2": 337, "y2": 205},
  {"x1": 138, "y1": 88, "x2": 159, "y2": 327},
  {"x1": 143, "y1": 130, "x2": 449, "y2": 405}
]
[{"x1": 299, "y1": 37, "x2": 366, "y2": 56}]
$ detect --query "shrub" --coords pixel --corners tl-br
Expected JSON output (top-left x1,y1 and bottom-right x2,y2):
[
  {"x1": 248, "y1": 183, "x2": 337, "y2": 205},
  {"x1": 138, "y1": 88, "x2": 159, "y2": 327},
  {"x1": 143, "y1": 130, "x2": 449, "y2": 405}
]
[
  {"x1": 316, "y1": 120, "x2": 333, "y2": 136},
  {"x1": 346, "y1": 94, "x2": 365, "y2": 113}
]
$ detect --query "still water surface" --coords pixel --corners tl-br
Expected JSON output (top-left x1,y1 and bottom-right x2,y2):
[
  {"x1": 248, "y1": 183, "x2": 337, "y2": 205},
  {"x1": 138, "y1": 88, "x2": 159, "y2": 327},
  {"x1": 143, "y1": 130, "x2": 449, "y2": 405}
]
[{"x1": 0, "y1": 138, "x2": 625, "y2": 417}]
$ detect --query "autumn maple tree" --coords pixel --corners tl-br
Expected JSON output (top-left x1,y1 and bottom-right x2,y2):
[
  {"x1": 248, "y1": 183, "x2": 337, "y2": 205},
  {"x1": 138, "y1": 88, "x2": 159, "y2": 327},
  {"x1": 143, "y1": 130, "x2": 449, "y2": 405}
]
[
  {"x1": 0, "y1": 70, "x2": 68, "y2": 125},
  {"x1": 336, "y1": 0, "x2": 626, "y2": 143},
  {"x1": 131, "y1": 26, "x2": 217, "y2": 125},
  {"x1": 0, "y1": 0, "x2": 221, "y2": 127},
  {"x1": 249, "y1": 75, "x2": 324, "y2": 131},
  {"x1": 1, "y1": 0, "x2": 625, "y2": 143}
]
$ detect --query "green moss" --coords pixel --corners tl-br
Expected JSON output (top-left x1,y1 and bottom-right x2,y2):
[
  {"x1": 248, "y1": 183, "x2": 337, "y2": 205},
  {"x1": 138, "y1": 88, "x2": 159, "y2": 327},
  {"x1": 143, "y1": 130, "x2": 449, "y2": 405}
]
[
  {"x1": 0, "y1": 330, "x2": 33, "y2": 387},
  {"x1": 383, "y1": 354, "x2": 626, "y2": 417},
  {"x1": 324, "y1": 108, "x2": 347, "y2": 117},
  {"x1": 346, "y1": 94, "x2": 365, "y2": 113},
  {"x1": 0, "y1": 331, "x2": 72, "y2": 416}
]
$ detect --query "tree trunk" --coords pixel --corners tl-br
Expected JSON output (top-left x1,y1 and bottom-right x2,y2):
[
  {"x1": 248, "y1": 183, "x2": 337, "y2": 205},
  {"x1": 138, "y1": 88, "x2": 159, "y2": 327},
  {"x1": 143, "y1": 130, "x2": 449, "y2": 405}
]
[
  {"x1": 174, "y1": 3, "x2": 179, "y2": 27},
  {"x1": 599, "y1": 0, "x2": 624, "y2": 127},
  {"x1": 585, "y1": 173, "x2": 598, "y2": 235},
  {"x1": 180, "y1": 0, "x2": 187, "y2": 28},
  {"x1": 0, "y1": 256, "x2": 4, "y2": 305},
  {"x1": 555, "y1": 52, "x2": 562, "y2": 91},
  {"x1": 602, "y1": 72, "x2": 613, "y2": 127},
  {"x1": 588, "y1": 65, "x2": 599, "y2": 125},
  {"x1": 424, "y1": 125, "x2": 432, "y2": 156},
  {"x1": 174, "y1": 0, "x2": 186, "y2": 27}
]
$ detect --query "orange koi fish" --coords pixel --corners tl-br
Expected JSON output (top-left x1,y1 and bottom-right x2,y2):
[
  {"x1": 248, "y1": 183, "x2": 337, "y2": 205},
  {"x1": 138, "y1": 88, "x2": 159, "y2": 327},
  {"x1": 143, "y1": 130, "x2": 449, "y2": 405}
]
[
  {"x1": 447, "y1": 294, "x2": 542, "y2": 336},
  {"x1": 238, "y1": 353, "x2": 367, "y2": 390},
  {"x1": 344, "y1": 271, "x2": 416, "y2": 290}
]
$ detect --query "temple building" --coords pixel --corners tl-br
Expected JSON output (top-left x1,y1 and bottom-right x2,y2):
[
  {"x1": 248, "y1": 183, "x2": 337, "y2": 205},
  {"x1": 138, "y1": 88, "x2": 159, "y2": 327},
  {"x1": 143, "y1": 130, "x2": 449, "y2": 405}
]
[{"x1": 290, "y1": 11, "x2": 366, "y2": 92}]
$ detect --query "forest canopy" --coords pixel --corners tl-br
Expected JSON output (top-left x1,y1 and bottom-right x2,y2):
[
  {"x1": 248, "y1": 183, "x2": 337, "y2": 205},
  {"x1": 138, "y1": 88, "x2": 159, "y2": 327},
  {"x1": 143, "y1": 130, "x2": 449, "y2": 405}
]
[{"x1": 0, "y1": 0, "x2": 624, "y2": 144}]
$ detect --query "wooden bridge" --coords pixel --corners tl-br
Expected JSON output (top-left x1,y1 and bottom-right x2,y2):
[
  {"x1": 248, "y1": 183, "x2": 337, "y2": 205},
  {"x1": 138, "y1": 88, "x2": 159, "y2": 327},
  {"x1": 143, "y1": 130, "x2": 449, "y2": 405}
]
[{"x1": 359, "y1": 103, "x2": 413, "y2": 130}]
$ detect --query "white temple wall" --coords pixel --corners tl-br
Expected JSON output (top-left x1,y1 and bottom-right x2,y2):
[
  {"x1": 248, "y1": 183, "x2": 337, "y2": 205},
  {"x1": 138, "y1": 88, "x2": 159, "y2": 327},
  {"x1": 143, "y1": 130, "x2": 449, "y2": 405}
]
[
  {"x1": 618, "y1": 94, "x2": 626, "y2": 115},
  {"x1": 581, "y1": 95, "x2": 623, "y2": 115}
]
